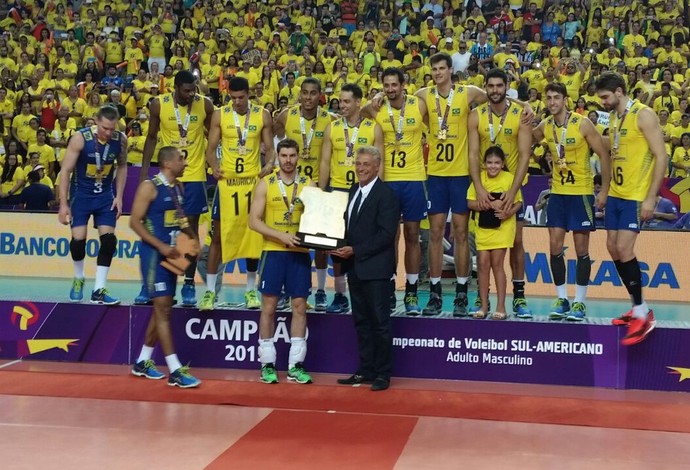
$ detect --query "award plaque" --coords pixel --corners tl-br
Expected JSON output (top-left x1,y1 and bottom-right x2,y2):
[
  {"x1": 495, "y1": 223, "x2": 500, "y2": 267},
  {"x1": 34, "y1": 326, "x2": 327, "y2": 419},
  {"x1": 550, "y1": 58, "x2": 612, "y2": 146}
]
[
  {"x1": 160, "y1": 232, "x2": 201, "y2": 275},
  {"x1": 296, "y1": 186, "x2": 348, "y2": 250}
]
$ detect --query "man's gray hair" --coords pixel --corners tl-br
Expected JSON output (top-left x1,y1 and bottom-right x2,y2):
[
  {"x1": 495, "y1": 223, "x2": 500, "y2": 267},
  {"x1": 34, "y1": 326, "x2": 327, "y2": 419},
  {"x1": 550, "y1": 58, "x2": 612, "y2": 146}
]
[{"x1": 356, "y1": 145, "x2": 381, "y2": 163}]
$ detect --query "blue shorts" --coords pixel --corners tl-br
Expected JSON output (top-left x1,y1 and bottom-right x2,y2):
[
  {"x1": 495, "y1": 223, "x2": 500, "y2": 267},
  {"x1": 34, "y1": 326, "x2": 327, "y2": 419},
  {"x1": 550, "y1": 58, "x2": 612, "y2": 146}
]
[
  {"x1": 547, "y1": 194, "x2": 595, "y2": 232},
  {"x1": 259, "y1": 251, "x2": 312, "y2": 298},
  {"x1": 182, "y1": 181, "x2": 208, "y2": 216},
  {"x1": 605, "y1": 196, "x2": 641, "y2": 232},
  {"x1": 386, "y1": 181, "x2": 427, "y2": 222},
  {"x1": 140, "y1": 244, "x2": 177, "y2": 298},
  {"x1": 427, "y1": 175, "x2": 470, "y2": 215},
  {"x1": 70, "y1": 194, "x2": 116, "y2": 228}
]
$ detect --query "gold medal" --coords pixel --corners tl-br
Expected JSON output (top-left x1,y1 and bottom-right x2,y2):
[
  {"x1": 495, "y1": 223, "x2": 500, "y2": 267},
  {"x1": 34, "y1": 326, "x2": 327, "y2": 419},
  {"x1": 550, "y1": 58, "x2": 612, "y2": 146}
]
[
  {"x1": 179, "y1": 137, "x2": 188, "y2": 147},
  {"x1": 179, "y1": 216, "x2": 190, "y2": 229},
  {"x1": 438, "y1": 129, "x2": 447, "y2": 140},
  {"x1": 345, "y1": 155, "x2": 354, "y2": 166},
  {"x1": 557, "y1": 158, "x2": 567, "y2": 170},
  {"x1": 302, "y1": 146, "x2": 311, "y2": 159},
  {"x1": 95, "y1": 170, "x2": 104, "y2": 183},
  {"x1": 238, "y1": 145, "x2": 247, "y2": 156}
]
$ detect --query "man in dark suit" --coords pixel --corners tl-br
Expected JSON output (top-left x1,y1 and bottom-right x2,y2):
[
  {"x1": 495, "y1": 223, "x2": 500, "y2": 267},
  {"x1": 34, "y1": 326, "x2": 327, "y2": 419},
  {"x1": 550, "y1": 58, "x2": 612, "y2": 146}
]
[{"x1": 331, "y1": 146, "x2": 400, "y2": 391}]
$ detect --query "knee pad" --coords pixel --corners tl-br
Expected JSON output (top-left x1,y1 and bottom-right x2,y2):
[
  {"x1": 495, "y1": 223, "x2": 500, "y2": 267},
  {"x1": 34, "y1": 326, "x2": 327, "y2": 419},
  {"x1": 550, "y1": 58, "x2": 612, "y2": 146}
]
[
  {"x1": 258, "y1": 338, "x2": 277, "y2": 365},
  {"x1": 70, "y1": 238, "x2": 86, "y2": 261},
  {"x1": 97, "y1": 233, "x2": 117, "y2": 267},
  {"x1": 288, "y1": 337, "x2": 307, "y2": 365}
]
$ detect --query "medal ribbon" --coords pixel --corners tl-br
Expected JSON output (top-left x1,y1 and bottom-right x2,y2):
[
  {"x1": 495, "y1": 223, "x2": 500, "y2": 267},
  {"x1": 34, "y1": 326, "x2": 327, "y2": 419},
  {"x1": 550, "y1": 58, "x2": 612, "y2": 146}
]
[
  {"x1": 157, "y1": 172, "x2": 187, "y2": 222},
  {"x1": 277, "y1": 173, "x2": 300, "y2": 221},
  {"x1": 300, "y1": 105, "x2": 320, "y2": 152},
  {"x1": 551, "y1": 112, "x2": 571, "y2": 162},
  {"x1": 173, "y1": 93, "x2": 193, "y2": 139},
  {"x1": 387, "y1": 97, "x2": 406, "y2": 141},
  {"x1": 488, "y1": 102, "x2": 510, "y2": 144},
  {"x1": 233, "y1": 107, "x2": 251, "y2": 146},
  {"x1": 343, "y1": 117, "x2": 363, "y2": 158},
  {"x1": 435, "y1": 86, "x2": 455, "y2": 131},
  {"x1": 612, "y1": 98, "x2": 634, "y2": 153},
  {"x1": 93, "y1": 131, "x2": 110, "y2": 175}
]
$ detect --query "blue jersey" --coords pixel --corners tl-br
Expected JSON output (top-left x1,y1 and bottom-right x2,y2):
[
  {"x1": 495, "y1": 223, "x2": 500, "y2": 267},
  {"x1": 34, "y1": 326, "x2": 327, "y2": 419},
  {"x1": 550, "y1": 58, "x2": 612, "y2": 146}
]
[
  {"x1": 143, "y1": 175, "x2": 183, "y2": 251},
  {"x1": 70, "y1": 127, "x2": 123, "y2": 198}
]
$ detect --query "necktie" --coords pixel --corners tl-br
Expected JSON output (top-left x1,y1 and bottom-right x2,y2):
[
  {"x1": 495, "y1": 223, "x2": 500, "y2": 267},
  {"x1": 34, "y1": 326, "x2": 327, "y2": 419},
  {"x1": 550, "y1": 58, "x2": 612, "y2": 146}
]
[{"x1": 350, "y1": 190, "x2": 362, "y2": 225}]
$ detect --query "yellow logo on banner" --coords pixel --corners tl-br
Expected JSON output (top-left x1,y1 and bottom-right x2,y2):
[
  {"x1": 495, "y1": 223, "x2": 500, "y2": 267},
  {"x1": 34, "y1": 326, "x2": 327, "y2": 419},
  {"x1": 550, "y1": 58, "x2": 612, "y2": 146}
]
[{"x1": 667, "y1": 366, "x2": 690, "y2": 382}]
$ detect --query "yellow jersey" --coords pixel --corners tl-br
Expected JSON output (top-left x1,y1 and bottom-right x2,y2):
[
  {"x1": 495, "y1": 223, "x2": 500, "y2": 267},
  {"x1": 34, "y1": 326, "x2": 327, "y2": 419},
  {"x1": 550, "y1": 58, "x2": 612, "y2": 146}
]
[
  {"x1": 284, "y1": 105, "x2": 332, "y2": 183},
  {"x1": 27, "y1": 143, "x2": 54, "y2": 168},
  {"x1": 671, "y1": 146, "x2": 690, "y2": 178},
  {"x1": 51, "y1": 125, "x2": 75, "y2": 163},
  {"x1": 424, "y1": 85, "x2": 470, "y2": 177},
  {"x1": 467, "y1": 170, "x2": 521, "y2": 251},
  {"x1": 128, "y1": 135, "x2": 146, "y2": 165},
  {"x1": 543, "y1": 112, "x2": 593, "y2": 195},
  {"x1": 157, "y1": 92, "x2": 209, "y2": 182},
  {"x1": 220, "y1": 103, "x2": 264, "y2": 179},
  {"x1": 328, "y1": 117, "x2": 378, "y2": 189},
  {"x1": 375, "y1": 95, "x2": 425, "y2": 182},
  {"x1": 262, "y1": 172, "x2": 311, "y2": 253},
  {"x1": 476, "y1": 101, "x2": 526, "y2": 184},
  {"x1": 608, "y1": 100, "x2": 654, "y2": 201}
]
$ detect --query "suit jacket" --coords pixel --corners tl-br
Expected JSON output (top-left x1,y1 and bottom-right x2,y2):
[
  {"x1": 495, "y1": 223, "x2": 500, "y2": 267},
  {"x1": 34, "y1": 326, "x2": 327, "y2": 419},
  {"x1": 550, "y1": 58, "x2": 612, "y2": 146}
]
[{"x1": 340, "y1": 178, "x2": 400, "y2": 281}]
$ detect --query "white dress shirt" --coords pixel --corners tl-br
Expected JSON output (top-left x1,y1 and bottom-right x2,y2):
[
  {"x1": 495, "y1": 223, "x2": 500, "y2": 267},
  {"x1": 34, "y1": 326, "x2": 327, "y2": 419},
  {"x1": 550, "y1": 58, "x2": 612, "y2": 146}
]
[{"x1": 348, "y1": 176, "x2": 378, "y2": 224}]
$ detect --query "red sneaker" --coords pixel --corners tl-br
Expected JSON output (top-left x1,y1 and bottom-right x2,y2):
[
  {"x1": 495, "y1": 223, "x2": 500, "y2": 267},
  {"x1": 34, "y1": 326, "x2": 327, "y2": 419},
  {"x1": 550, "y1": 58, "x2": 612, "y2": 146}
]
[
  {"x1": 621, "y1": 310, "x2": 656, "y2": 346},
  {"x1": 611, "y1": 310, "x2": 633, "y2": 326}
]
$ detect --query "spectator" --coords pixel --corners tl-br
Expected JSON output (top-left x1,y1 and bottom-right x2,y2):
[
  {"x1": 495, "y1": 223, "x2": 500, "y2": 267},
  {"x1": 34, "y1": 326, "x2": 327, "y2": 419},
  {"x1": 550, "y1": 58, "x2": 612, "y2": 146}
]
[
  {"x1": 0, "y1": 153, "x2": 25, "y2": 206},
  {"x1": 20, "y1": 168, "x2": 54, "y2": 211},
  {"x1": 643, "y1": 195, "x2": 679, "y2": 229}
]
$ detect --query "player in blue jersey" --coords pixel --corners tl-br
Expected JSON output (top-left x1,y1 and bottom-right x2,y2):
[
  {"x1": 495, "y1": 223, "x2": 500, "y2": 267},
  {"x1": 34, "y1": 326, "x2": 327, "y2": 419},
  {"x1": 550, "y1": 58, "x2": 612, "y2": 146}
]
[
  {"x1": 58, "y1": 105, "x2": 127, "y2": 305},
  {"x1": 129, "y1": 146, "x2": 201, "y2": 388}
]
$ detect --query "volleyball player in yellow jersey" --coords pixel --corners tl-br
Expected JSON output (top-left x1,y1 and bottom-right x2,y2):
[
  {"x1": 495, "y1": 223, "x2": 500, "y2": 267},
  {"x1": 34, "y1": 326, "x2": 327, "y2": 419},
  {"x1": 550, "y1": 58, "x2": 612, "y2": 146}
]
[
  {"x1": 319, "y1": 83, "x2": 384, "y2": 313},
  {"x1": 140, "y1": 71, "x2": 214, "y2": 306},
  {"x1": 273, "y1": 78, "x2": 337, "y2": 311},
  {"x1": 595, "y1": 72, "x2": 668, "y2": 346},
  {"x1": 415, "y1": 52, "x2": 496, "y2": 317},
  {"x1": 248, "y1": 139, "x2": 315, "y2": 385},
  {"x1": 202, "y1": 77, "x2": 275, "y2": 311},
  {"x1": 468, "y1": 68, "x2": 533, "y2": 318},
  {"x1": 533, "y1": 83, "x2": 611, "y2": 322},
  {"x1": 362, "y1": 67, "x2": 428, "y2": 315}
]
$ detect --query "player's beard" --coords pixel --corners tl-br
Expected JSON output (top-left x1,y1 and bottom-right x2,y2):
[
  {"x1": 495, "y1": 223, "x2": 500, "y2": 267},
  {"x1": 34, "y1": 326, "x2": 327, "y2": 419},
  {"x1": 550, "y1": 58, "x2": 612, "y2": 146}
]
[
  {"x1": 603, "y1": 97, "x2": 619, "y2": 112},
  {"x1": 488, "y1": 91, "x2": 506, "y2": 104}
]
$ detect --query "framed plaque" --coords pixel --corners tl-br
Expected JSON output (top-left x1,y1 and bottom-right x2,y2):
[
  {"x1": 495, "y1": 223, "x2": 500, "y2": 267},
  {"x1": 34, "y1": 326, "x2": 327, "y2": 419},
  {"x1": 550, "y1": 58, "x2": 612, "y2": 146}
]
[{"x1": 296, "y1": 186, "x2": 348, "y2": 250}]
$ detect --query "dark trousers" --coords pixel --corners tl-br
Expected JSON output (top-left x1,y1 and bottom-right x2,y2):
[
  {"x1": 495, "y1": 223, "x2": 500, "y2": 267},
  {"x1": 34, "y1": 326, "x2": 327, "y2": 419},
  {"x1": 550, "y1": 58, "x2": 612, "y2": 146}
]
[{"x1": 348, "y1": 277, "x2": 393, "y2": 379}]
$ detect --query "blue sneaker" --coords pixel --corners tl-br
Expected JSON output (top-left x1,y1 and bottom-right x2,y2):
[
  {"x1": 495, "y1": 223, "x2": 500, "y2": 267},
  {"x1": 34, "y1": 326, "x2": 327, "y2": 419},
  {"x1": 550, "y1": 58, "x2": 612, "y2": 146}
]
[
  {"x1": 180, "y1": 283, "x2": 196, "y2": 307},
  {"x1": 277, "y1": 291, "x2": 290, "y2": 311},
  {"x1": 513, "y1": 298, "x2": 532, "y2": 319},
  {"x1": 133, "y1": 285, "x2": 151, "y2": 305},
  {"x1": 168, "y1": 366, "x2": 201, "y2": 388},
  {"x1": 326, "y1": 293, "x2": 350, "y2": 313},
  {"x1": 131, "y1": 360, "x2": 165, "y2": 380},
  {"x1": 567, "y1": 302, "x2": 587, "y2": 321},
  {"x1": 69, "y1": 278, "x2": 85, "y2": 302},
  {"x1": 314, "y1": 289, "x2": 328, "y2": 312},
  {"x1": 91, "y1": 288, "x2": 120, "y2": 305},
  {"x1": 469, "y1": 297, "x2": 491, "y2": 315},
  {"x1": 549, "y1": 298, "x2": 570, "y2": 320}
]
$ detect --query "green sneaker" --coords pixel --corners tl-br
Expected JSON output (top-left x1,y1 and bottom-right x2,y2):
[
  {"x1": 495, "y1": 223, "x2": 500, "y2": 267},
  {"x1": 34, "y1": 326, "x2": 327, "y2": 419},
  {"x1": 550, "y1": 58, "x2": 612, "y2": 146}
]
[
  {"x1": 287, "y1": 363, "x2": 313, "y2": 384},
  {"x1": 260, "y1": 363, "x2": 279, "y2": 384},
  {"x1": 69, "y1": 277, "x2": 85, "y2": 302},
  {"x1": 198, "y1": 290, "x2": 216, "y2": 311},
  {"x1": 245, "y1": 289, "x2": 260, "y2": 309}
]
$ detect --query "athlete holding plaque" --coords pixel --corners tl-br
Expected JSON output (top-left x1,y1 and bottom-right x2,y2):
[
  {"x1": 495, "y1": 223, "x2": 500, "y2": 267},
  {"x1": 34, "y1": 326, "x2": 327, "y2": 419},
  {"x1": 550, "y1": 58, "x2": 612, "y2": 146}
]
[
  {"x1": 595, "y1": 72, "x2": 668, "y2": 345},
  {"x1": 249, "y1": 139, "x2": 315, "y2": 385},
  {"x1": 58, "y1": 105, "x2": 127, "y2": 305},
  {"x1": 319, "y1": 83, "x2": 384, "y2": 314},
  {"x1": 533, "y1": 82, "x2": 611, "y2": 322},
  {"x1": 129, "y1": 146, "x2": 201, "y2": 389},
  {"x1": 202, "y1": 77, "x2": 275, "y2": 311},
  {"x1": 140, "y1": 71, "x2": 214, "y2": 307},
  {"x1": 274, "y1": 78, "x2": 336, "y2": 312}
]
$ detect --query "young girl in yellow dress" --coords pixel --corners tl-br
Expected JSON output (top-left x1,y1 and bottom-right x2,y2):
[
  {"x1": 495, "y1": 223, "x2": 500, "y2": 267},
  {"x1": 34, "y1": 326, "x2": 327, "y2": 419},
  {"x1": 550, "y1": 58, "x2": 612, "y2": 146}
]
[{"x1": 467, "y1": 146, "x2": 523, "y2": 320}]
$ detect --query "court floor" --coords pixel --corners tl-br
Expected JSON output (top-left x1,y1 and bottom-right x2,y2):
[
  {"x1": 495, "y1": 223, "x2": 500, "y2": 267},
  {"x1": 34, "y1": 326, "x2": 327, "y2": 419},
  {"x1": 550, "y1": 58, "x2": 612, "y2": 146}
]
[{"x1": 2, "y1": 277, "x2": 690, "y2": 468}]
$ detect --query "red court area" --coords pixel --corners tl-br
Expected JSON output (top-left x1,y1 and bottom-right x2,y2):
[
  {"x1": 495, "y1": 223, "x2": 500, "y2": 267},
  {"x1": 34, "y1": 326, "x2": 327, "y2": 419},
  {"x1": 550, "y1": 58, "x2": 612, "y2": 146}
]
[{"x1": 2, "y1": 361, "x2": 690, "y2": 469}]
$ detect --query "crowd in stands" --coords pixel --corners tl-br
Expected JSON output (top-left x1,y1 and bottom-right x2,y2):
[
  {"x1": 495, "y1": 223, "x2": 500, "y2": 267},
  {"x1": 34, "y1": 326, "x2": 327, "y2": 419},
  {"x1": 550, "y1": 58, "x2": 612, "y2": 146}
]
[{"x1": 0, "y1": 0, "x2": 688, "y2": 227}]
